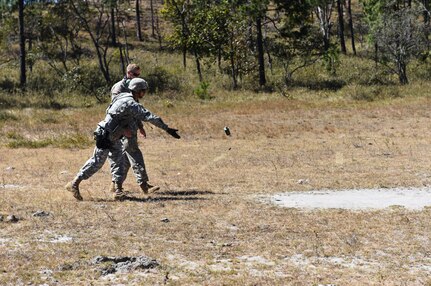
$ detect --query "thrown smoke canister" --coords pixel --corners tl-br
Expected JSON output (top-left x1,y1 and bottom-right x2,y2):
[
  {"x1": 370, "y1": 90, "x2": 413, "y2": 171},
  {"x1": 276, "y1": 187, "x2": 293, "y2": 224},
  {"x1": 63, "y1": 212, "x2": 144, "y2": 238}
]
[{"x1": 224, "y1": 126, "x2": 231, "y2": 136}]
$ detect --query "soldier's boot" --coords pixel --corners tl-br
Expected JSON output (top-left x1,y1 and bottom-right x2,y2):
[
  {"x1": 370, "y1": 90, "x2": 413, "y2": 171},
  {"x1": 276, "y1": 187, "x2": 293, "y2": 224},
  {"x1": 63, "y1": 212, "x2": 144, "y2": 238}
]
[
  {"x1": 140, "y1": 182, "x2": 160, "y2": 194},
  {"x1": 109, "y1": 181, "x2": 116, "y2": 193},
  {"x1": 113, "y1": 182, "x2": 127, "y2": 201},
  {"x1": 65, "y1": 178, "x2": 83, "y2": 201}
]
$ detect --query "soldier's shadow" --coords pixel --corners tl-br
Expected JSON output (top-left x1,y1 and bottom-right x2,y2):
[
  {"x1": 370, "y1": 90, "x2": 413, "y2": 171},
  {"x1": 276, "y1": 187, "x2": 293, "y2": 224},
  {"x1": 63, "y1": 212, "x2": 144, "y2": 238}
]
[
  {"x1": 95, "y1": 189, "x2": 216, "y2": 203},
  {"x1": 125, "y1": 196, "x2": 206, "y2": 202},
  {"x1": 127, "y1": 189, "x2": 216, "y2": 202},
  {"x1": 156, "y1": 190, "x2": 216, "y2": 196}
]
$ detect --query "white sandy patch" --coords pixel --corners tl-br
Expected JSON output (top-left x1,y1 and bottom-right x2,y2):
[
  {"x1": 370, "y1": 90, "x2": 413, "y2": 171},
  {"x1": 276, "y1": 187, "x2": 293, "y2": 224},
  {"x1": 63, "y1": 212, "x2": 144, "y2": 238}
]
[
  {"x1": 285, "y1": 254, "x2": 381, "y2": 272},
  {"x1": 237, "y1": 255, "x2": 276, "y2": 266},
  {"x1": 36, "y1": 231, "x2": 73, "y2": 243},
  {"x1": 0, "y1": 184, "x2": 24, "y2": 189},
  {"x1": 0, "y1": 238, "x2": 10, "y2": 245},
  {"x1": 268, "y1": 188, "x2": 431, "y2": 210}
]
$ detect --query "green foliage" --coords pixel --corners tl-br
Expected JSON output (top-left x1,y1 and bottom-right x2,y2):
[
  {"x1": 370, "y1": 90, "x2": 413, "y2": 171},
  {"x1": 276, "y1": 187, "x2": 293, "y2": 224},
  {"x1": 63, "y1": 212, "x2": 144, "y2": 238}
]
[
  {"x1": 144, "y1": 66, "x2": 181, "y2": 94},
  {"x1": 0, "y1": 0, "x2": 430, "y2": 101},
  {"x1": 0, "y1": 77, "x2": 16, "y2": 92},
  {"x1": 54, "y1": 133, "x2": 94, "y2": 149},
  {"x1": 194, "y1": 81, "x2": 211, "y2": 100},
  {"x1": 361, "y1": 0, "x2": 386, "y2": 42},
  {"x1": 350, "y1": 84, "x2": 401, "y2": 101},
  {"x1": 0, "y1": 111, "x2": 17, "y2": 121},
  {"x1": 7, "y1": 137, "x2": 52, "y2": 148},
  {"x1": 322, "y1": 46, "x2": 340, "y2": 75},
  {"x1": 6, "y1": 132, "x2": 93, "y2": 149},
  {"x1": 371, "y1": 4, "x2": 427, "y2": 84}
]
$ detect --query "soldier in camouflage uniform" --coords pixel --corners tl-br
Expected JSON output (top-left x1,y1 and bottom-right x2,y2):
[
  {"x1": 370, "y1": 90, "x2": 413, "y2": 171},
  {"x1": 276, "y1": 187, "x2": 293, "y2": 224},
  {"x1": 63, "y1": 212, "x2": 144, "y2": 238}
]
[
  {"x1": 108, "y1": 64, "x2": 160, "y2": 194},
  {"x1": 65, "y1": 78, "x2": 181, "y2": 201}
]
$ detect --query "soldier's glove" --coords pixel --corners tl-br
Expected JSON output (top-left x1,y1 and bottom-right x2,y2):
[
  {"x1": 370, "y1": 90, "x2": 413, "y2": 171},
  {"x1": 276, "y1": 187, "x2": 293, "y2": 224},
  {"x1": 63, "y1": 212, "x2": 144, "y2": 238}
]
[{"x1": 166, "y1": 127, "x2": 181, "y2": 139}]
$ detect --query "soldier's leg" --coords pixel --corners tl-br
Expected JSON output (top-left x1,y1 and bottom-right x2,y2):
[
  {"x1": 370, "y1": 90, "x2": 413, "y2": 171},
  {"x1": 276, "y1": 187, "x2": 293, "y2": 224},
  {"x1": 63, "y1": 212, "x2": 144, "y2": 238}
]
[
  {"x1": 108, "y1": 138, "x2": 130, "y2": 192},
  {"x1": 66, "y1": 147, "x2": 109, "y2": 200},
  {"x1": 122, "y1": 137, "x2": 132, "y2": 183},
  {"x1": 125, "y1": 135, "x2": 148, "y2": 184},
  {"x1": 110, "y1": 140, "x2": 125, "y2": 183},
  {"x1": 110, "y1": 140, "x2": 127, "y2": 200},
  {"x1": 124, "y1": 136, "x2": 160, "y2": 193}
]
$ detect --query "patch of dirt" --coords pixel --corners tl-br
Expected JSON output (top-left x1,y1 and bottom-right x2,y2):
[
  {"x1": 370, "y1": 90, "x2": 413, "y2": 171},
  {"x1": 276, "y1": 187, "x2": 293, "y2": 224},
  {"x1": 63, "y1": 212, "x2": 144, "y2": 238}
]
[{"x1": 266, "y1": 188, "x2": 431, "y2": 210}]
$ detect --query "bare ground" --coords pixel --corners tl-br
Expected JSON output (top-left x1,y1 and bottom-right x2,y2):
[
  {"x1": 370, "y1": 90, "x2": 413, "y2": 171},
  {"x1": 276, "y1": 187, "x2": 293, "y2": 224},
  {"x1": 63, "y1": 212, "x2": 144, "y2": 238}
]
[{"x1": 1, "y1": 97, "x2": 431, "y2": 285}]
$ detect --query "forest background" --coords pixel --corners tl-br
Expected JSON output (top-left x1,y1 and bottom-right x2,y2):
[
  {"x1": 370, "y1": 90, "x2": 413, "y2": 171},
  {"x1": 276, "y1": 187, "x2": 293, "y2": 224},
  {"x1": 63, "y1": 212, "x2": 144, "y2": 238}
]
[{"x1": 0, "y1": 0, "x2": 430, "y2": 107}]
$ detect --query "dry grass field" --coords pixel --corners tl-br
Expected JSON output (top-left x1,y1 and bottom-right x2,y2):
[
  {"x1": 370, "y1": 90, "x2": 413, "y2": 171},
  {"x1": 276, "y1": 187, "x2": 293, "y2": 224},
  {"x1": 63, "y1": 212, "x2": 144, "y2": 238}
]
[{"x1": 1, "y1": 93, "x2": 431, "y2": 285}]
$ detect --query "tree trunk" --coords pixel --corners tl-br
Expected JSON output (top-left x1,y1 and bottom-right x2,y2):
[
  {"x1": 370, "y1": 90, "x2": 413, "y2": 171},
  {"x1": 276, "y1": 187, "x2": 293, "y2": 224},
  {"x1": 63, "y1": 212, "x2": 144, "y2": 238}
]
[
  {"x1": 315, "y1": 3, "x2": 334, "y2": 51},
  {"x1": 111, "y1": 7, "x2": 117, "y2": 46},
  {"x1": 347, "y1": 0, "x2": 356, "y2": 55},
  {"x1": 374, "y1": 42, "x2": 378, "y2": 67},
  {"x1": 136, "y1": 0, "x2": 143, "y2": 41},
  {"x1": 119, "y1": 45, "x2": 126, "y2": 75},
  {"x1": 263, "y1": 22, "x2": 273, "y2": 74},
  {"x1": 156, "y1": 14, "x2": 163, "y2": 50},
  {"x1": 181, "y1": 11, "x2": 187, "y2": 68},
  {"x1": 194, "y1": 51, "x2": 203, "y2": 82},
  {"x1": 218, "y1": 48, "x2": 222, "y2": 72},
  {"x1": 120, "y1": 19, "x2": 131, "y2": 63},
  {"x1": 424, "y1": 0, "x2": 430, "y2": 25},
  {"x1": 229, "y1": 34, "x2": 237, "y2": 89},
  {"x1": 256, "y1": 17, "x2": 266, "y2": 87},
  {"x1": 28, "y1": 37, "x2": 33, "y2": 72},
  {"x1": 398, "y1": 61, "x2": 408, "y2": 85},
  {"x1": 18, "y1": 0, "x2": 26, "y2": 89},
  {"x1": 337, "y1": 0, "x2": 347, "y2": 54},
  {"x1": 150, "y1": 0, "x2": 156, "y2": 37},
  {"x1": 182, "y1": 45, "x2": 187, "y2": 69}
]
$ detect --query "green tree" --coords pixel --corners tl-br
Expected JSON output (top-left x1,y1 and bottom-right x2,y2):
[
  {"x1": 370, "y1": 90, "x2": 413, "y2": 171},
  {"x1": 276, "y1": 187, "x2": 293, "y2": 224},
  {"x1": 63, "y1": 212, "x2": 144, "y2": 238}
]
[
  {"x1": 373, "y1": 5, "x2": 428, "y2": 84},
  {"x1": 0, "y1": 0, "x2": 26, "y2": 88},
  {"x1": 272, "y1": 0, "x2": 329, "y2": 83},
  {"x1": 34, "y1": 1, "x2": 83, "y2": 74},
  {"x1": 69, "y1": 0, "x2": 113, "y2": 84},
  {"x1": 363, "y1": 0, "x2": 428, "y2": 84},
  {"x1": 161, "y1": 0, "x2": 190, "y2": 69}
]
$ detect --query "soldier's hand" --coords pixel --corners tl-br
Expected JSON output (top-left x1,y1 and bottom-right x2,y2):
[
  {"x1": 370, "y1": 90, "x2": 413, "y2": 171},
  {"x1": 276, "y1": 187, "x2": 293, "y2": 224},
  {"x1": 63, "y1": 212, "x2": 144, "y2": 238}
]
[
  {"x1": 166, "y1": 128, "x2": 181, "y2": 139},
  {"x1": 123, "y1": 128, "x2": 132, "y2": 138},
  {"x1": 139, "y1": 126, "x2": 146, "y2": 138}
]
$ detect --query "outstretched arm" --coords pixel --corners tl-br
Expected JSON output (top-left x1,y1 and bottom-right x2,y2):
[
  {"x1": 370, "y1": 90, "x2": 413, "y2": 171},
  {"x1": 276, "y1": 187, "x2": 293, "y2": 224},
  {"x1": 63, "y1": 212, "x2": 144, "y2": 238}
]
[{"x1": 131, "y1": 103, "x2": 180, "y2": 139}]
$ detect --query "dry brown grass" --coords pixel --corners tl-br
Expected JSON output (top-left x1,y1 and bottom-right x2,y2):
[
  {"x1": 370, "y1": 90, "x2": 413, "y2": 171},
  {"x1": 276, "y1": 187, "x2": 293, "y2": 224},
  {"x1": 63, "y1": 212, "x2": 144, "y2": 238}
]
[{"x1": 1, "y1": 95, "x2": 431, "y2": 285}]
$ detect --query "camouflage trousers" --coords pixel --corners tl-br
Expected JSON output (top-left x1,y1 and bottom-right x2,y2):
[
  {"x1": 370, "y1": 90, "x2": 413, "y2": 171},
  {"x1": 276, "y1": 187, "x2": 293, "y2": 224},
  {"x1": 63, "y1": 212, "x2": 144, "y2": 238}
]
[
  {"x1": 77, "y1": 140, "x2": 124, "y2": 183},
  {"x1": 109, "y1": 134, "x2": 148, "y2": 185}
]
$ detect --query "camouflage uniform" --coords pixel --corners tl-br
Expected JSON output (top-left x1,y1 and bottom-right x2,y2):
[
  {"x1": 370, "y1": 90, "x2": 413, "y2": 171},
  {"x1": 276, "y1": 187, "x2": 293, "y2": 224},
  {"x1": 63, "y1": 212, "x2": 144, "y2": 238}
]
[
  {"x1": 75, "y1": 93, "x2": 168, "y2": 185},
  {"x1": 76, "y1": 140, "x2": 124, "y2": 183},
  {"x1": 110, "y1": 77, "x2": 130, "y2": 99},
  {"x1": 109, "y1": 77, "x2": 149, "y2": 185}
]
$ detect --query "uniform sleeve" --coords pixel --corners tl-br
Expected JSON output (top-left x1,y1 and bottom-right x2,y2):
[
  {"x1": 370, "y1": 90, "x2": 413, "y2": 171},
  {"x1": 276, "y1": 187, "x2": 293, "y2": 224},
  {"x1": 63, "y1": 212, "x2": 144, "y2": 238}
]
[
  {"x1": 129, "y1": 102, "x2": 169, "y2": 130},
  {"x1": 111, "y1": 78, "x2": 130, "y2": 99}
]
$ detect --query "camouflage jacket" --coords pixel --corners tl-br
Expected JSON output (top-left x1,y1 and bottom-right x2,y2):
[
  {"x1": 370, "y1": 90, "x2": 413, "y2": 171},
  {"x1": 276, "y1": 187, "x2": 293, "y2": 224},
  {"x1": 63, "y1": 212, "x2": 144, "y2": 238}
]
[
  {"x1": 111, "y1": 77, "x2": 131, "y2": 100},
  {"x1": 110, "y1": 76, "x2": 144, "y2": 132},
  {"x1": 100, "y1": 92, "x2": 168, "y2": 141}
]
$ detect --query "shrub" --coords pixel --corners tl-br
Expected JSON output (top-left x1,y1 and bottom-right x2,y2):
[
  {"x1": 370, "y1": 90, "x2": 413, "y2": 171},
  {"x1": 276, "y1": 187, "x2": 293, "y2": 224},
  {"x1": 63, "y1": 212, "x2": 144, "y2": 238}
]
[
  {"x1": 350, "y1": 84, "x2": 401, "y2": 101},
  {"x1": 0, "y1": 78, "x2": 16, "y2": 92},
  {"x1": 194, "y1": 81, "x2": 211, "y2": 100},
  {"x1": 0, "y1": 111, "x2": 18, "y2": 121},
  {"x1": 6, "y1": 133, "x2": 93, "y2": 149},
  {"x1": 144, "y1": 66, "x2": 181, "y2": 94}
]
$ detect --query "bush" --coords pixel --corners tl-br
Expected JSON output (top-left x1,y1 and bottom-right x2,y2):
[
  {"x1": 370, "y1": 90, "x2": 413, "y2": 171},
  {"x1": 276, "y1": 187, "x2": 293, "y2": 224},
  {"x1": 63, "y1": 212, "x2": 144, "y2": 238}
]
[
  {"x1": 194, "y1": 81, "x2": 211, "y2": 100},
  {"x1": 62, "y1": 66, "x2": 109, "y2": 96},
  {"x1": 289, "y1": 79, "x2": 346, "y2": 91},
  {"x1": 144, "y1": 66, "x2": 181, "y2": 94},
  {"x1": 0, "y1": 111, "x2": 18, "y2": 121},
  {"x1": 0, "y1": 78, "x2": 16, "y2": 92},
  {"x1": 350, "y1": 84, "x2": 401, "y2": 101},
  {"x1": 6, "y1": 133, "x2": 93, "y2": 149}
]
